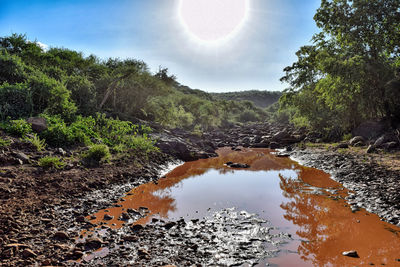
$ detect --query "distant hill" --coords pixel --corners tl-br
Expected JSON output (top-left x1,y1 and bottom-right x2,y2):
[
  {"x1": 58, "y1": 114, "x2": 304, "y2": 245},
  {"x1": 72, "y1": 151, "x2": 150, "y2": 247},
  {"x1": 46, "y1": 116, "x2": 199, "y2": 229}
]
[{"x1": 210, "y1": 90, "x2": 282, "y2": 108}]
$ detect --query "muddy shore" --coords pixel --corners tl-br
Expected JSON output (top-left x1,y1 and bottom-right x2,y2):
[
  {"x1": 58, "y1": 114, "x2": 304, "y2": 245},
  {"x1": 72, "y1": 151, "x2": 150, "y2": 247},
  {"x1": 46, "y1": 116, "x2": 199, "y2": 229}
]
[{"x1": 1, "y1": 124, "x2": 400, "y2": 266}]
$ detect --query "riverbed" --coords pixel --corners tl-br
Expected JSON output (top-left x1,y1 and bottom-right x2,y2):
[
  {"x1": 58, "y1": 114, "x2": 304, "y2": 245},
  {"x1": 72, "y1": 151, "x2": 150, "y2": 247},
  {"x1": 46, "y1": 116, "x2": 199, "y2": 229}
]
[{"x1": 84, "y1": 147, "x2": 400, "y2": 266}]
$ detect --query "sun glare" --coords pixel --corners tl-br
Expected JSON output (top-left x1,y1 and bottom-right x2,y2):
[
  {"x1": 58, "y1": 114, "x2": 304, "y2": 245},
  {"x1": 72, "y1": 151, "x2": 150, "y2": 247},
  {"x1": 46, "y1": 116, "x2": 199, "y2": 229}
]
[{"x1": 178, "y1": 0, "x2": 249, "y2": 46}]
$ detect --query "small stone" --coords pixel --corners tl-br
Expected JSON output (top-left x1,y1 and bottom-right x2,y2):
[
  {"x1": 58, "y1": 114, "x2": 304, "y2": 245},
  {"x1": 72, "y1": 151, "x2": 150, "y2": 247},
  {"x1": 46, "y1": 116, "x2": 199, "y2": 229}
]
[
  {"x1": 366, "y1": 145, "x2": 375, "y2": 153},
  {"x1": 103, "y1": 214, "x2": 114, "y2": 220},
  {"x1": 138, "y1": 248, "x2": 150, "y2": 258},
  {"x1": 336, "y1": 143, "x2": 349, "y2": 149},
  {"x1": 123, "y1": 235, "x2": 138, "y2": 242},
  {"x1": 76, "y1": 216, "x2": 86, "y2": 222},
  {"x1": 164, "y1": 222, "x2": 176, "y2": 230},
  {"x1": 349, "y1": 136, "x2": 364, "y2": 146},
  {"x1": 85, "y1": 237, "x2": 103, "y2": 250},
  {"x1": 54, "y1": 231, "x2": 69, "y2": 240},
  {"x1": 14, "y1": 152, "x2": 30, "y2": 164},
  {"x1": 22, "y1": 248, "x2": 37, "y2": 258},
  {"x1": 131, "y1": 224, "x2": 144, "y2": 232},
  {"x1": 342, "y1": 250, "x2": 359, "y2": 258}
]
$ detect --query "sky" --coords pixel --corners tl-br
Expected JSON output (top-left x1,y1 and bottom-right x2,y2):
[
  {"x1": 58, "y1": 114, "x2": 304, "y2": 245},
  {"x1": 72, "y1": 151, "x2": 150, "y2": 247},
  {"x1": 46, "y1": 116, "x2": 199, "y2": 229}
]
[{"x1": 0, "y1": 0, "x2": 320, "y2": 92}]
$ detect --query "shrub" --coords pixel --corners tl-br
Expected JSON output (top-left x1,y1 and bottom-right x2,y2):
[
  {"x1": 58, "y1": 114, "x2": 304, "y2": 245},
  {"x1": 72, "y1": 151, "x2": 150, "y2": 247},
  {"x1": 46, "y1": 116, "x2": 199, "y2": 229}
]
[
  {"x1": 124, "y1": 136, "x2": 158, "y2": 153},
  {"x1": 238, "y1": 109, "x2": 260, "y2": 122},
  {"x1": 82, "y1": 144, "x2": 111, "y2": 163},
  {"x1": 3, "y1": 119, "x2": 32, "y2": 137},
  {"x1": 38, "y1": 156, "x2": 65, "y2": 169},
  {"x1": 24, "y1": 133, "x2": 46, "y2": 151},
  {"x1": 0, "y1": 137, "x2": 11, "y2": 147},
  {"x1": 0, "y1": 82, "x2": 32, "y2": 120}
]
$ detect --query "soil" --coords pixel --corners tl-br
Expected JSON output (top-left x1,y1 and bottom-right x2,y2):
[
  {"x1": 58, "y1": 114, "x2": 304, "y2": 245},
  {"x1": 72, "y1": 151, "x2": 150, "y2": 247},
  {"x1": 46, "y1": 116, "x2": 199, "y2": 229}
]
[{"x1": 0, "y1": 124, "x2": 399, "y2": 266}]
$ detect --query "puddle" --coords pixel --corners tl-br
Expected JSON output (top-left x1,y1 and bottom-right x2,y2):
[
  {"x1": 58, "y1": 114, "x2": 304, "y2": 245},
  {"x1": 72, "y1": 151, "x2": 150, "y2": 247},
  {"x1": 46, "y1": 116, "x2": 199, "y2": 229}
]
[{"x1": 85, "y1": 147, "x2": 400, "y2": 266}]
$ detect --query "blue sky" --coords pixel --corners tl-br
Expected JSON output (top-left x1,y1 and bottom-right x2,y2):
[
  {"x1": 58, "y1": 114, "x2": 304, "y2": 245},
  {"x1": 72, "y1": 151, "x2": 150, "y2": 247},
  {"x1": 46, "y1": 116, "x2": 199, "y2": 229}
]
[{"x1": 0, "y1": 0, "x2": 320, "y2": 92}]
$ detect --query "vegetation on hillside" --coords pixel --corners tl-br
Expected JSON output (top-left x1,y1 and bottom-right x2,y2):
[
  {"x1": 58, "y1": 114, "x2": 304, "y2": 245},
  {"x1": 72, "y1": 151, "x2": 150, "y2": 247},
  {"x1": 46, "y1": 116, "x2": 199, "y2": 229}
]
[
  {"x1": 210, "y1": 90, "x2": 281, "y2": 108},
  {"x1": 0, "y1": 33, "x2": 268, "y2": 138},
  {"x1": 280, "y1": 0, "x2": 400, "y2": 139}
]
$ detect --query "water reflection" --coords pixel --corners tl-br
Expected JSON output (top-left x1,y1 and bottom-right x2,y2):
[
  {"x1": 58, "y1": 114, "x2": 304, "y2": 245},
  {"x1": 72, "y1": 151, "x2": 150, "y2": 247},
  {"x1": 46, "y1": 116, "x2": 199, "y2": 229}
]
[{"x1": 88, "y1": 147, "x2": 400, "y2": 266}]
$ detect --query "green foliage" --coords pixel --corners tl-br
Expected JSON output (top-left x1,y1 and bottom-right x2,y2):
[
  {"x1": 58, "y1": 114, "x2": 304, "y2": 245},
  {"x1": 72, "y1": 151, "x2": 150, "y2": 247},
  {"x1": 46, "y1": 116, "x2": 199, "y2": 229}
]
[
  {"x1": 342, "y1": 133, "x2": 352, "y2": 141},
  {"x1": 211, "y1": 90, "x2": 282, "y2": 108},
  {"x1": 0, "y1": 137, "x2": 11, "y2": 147},
  {"x1": 280, "y1": 0, "x2": 400, "y2": 136},
  {"x1": 38, "y1": 156, "x2": 65, "y2": 169},
  {"x1": 123, "y1": 136, "x2": 158, "y2": 153},
  {"x1": 82, "y1": 144, "x2": 111, "y2": 163},
  {"x1": 24, "y1": 133, "x2": 46, "y2": 151},
  {"x1": 0, "y1": 82, "x2": 32, "y2": 120},
  {"x1": 3, "y1": 119, "x2": 32, "y2": 137},
  {"x1": 0, "y1": 32, "x2": 269, "y2": 134},
  {"x1": 238, "y1": 109, "x2": 260, "y2": 122}
]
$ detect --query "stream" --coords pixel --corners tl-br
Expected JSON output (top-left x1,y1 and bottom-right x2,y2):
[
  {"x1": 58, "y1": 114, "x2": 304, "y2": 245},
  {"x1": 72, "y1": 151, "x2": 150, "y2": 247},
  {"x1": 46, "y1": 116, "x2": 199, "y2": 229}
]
[{"x1": 81, "y1": 147, "x2": 400, "y2": 266}]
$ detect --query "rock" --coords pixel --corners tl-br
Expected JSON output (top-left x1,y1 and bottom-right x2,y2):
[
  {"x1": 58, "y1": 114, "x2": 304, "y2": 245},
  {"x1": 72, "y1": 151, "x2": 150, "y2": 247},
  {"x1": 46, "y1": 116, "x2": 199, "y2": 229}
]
[
  {"x1": 119, "y1": 213, "x2": 130, "y2": 221},
  {"x1": 352, "y1": 120, "x2": 387, "y2": 139},
  {"x1": 103, "y1": 214, "x2": 114, "y2": 220},
  {"x1": 164, "y1": 222, "x2": 176, "y2": 230},
  {"x1": 123, "y1": 235, "x2": 138, "y2": 242},
  {"x1": 21, "y1": 248, "x2": 37, "y2": 258},
  {"x1": 226, "y1": 162, "x2": 250, "y2": 168},
  {"x1": 374, "y1": 136, "x2": 385, "y2": 147},
  {"x1": 85, "y1": 237, "x2": 103, "y2": 250},
  {"x1": 384, "y1": 141, "x2": 398, "y2": 149},
  {"x1": 27, "y1": 117, "x2": 47, "y2": 133},
  {"x1": 5, "y1": 243, "x2": 31, "y2": 249},
  {"x1": 272, "y1": 131, "x2": 290, "y2": 141},
  {"x1": 342, "y1": 250, "x2": 359, "y2": 258},
  {"x1": 76, "y1": 216, "x2": 86, "y2": 223},
  {"x1": 366, "y1": 145, "x2": 375, "y2": 153},
  {"x1": 138, "y1": 248, "x2": 150, "y2": 258},
  {"x1": 131, "y1": 224, "x2": 144, "y2": 232},
  {"x1": 269, "y1": 142, "x2": 280, "y2": 149},
  {"x1": 13, "y1": 152, "x2": 30, "y2": 164},
  {"x1": 349, "y1": 136, "x2": 365, "y2": 146},
  {"x1": 55, "y1": 148, "x2": 66, "y2": 156},
  {"x1": 336, "y1": 143, "x2": 349, "y2": 149},
  {"x1": 54, "y1": 231, "x2": 69, "y2": 240},
  {"x1": 276, "y1": 153, "x2": 290, "y2": 157},
  {"x1": 41, "y1": 259, "x2": 52, "y2": 266}
]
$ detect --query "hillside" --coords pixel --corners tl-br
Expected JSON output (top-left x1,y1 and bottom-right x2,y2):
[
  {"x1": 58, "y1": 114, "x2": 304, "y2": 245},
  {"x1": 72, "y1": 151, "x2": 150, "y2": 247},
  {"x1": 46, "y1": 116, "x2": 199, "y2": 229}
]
[{"x1": 210, "y1": 90, "x2": 282, "y2": 108}]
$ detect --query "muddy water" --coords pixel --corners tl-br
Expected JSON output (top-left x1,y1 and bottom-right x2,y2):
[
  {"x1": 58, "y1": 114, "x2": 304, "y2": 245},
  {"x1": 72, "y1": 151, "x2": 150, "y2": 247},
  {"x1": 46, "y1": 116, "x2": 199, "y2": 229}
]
[{"x1": 88, "y1": 148, "x2": 400, "y2": 266}]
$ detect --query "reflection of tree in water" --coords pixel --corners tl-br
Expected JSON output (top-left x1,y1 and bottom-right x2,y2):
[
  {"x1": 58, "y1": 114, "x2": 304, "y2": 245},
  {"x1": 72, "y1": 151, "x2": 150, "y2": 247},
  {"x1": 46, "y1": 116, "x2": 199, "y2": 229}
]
[
  {"x1": 278, "y1": 173, "x2": 400, "y2": 266},
  {"x1": 279, "y1": 173, "x2": 334, "y2": 265}
]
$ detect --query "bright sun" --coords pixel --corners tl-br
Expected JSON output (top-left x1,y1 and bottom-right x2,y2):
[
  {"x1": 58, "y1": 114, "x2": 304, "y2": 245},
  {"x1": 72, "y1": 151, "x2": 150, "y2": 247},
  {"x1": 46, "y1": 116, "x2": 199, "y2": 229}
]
[{"x1": 178, "y1": 0, "x2": 249, "y2": 45}]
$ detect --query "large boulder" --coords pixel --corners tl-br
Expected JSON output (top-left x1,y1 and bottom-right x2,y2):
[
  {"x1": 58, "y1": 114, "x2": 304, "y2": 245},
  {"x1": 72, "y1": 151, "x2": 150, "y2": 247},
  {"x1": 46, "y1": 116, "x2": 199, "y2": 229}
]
[
  {"x1": 349, "y1": 136, "x2": 365, "y2": 146},
  {"x1": 27, "y1": 117, "x2": 47, "y2": 133},
  {"x1": 352, "y1": 120, "x2": 388, "y2": 140}
]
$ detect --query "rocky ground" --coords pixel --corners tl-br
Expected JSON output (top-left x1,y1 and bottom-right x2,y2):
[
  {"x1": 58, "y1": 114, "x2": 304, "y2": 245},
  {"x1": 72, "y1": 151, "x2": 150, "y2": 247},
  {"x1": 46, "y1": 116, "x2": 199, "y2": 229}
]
[{"x1": 1, "y1": 120, "x2": 400, "y2": 266}]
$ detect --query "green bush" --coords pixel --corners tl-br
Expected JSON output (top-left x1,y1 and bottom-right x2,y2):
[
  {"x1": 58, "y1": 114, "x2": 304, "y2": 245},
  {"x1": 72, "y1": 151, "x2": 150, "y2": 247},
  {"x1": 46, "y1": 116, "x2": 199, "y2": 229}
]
[
  {"x1": 238, "y1": 109, "x2": 260, "y2": 122},
  {"x1": 82, "y1": 144, "x2": 111, "y2": 163},
  {"x1": 0, "y1": 137, "x2": 11, "y2": 147},
  {"x1": 0, "y1": 82, "x2": 32, "y2": 120},
  {"x1": 3, "y1": 119, "x2": 32, "y2": 137},
  {"x1": 38, "y1": 156, "x2": 65, "y2": 169},
  {"x1": 124, "y1": 136, "x2": 158, "y2": 153},
  {"x1": 24, "y1": 133, "x2": 46, "y2": 151}
]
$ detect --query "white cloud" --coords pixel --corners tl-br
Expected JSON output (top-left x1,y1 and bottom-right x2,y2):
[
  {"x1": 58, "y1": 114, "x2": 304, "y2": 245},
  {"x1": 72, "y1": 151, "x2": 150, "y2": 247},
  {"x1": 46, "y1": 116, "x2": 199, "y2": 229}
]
[{"x1": 36, "y1": 41, "x2": 49, "y2": 51}]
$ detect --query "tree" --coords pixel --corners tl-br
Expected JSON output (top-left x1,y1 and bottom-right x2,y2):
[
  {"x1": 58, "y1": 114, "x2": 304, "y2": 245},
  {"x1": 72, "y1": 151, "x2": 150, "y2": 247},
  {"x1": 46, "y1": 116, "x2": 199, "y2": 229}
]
[{"x1": 281, "y1": 0, "x2": 400, "y2": 135}]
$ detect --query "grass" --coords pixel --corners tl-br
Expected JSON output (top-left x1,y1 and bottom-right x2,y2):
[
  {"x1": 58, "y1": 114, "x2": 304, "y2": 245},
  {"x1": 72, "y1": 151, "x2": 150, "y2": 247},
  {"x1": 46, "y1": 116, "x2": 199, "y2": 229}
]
[
  {"x1": 0, "y1": 137, "x2": 11, "y2": 147},
  {"x1": 24, "y1": 133, "x2": 46, "y2": 151},
  {"x1": 38, "y1": 156, "x2": 65, "y2": 169},
  {"x1": 82, "y1": 144, "x2": 111, "y2": 164}
]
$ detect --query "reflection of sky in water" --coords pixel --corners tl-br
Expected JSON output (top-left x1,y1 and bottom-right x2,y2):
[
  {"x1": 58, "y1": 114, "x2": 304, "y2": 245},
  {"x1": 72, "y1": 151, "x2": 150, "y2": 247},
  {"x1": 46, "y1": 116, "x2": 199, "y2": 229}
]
[
  {"x1": 87, "y1": 148, "x2": 400, "y2": 267},
  {"x1": 154, "y1": 169, "x2": 297, "y2": 228}
]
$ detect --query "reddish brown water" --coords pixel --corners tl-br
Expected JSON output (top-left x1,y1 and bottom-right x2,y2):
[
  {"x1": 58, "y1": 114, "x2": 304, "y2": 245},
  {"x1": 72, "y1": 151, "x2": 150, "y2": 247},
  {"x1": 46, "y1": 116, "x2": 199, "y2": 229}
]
[{"x1": 88, "y1": 148, "x2": 400, "y2": 266}]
